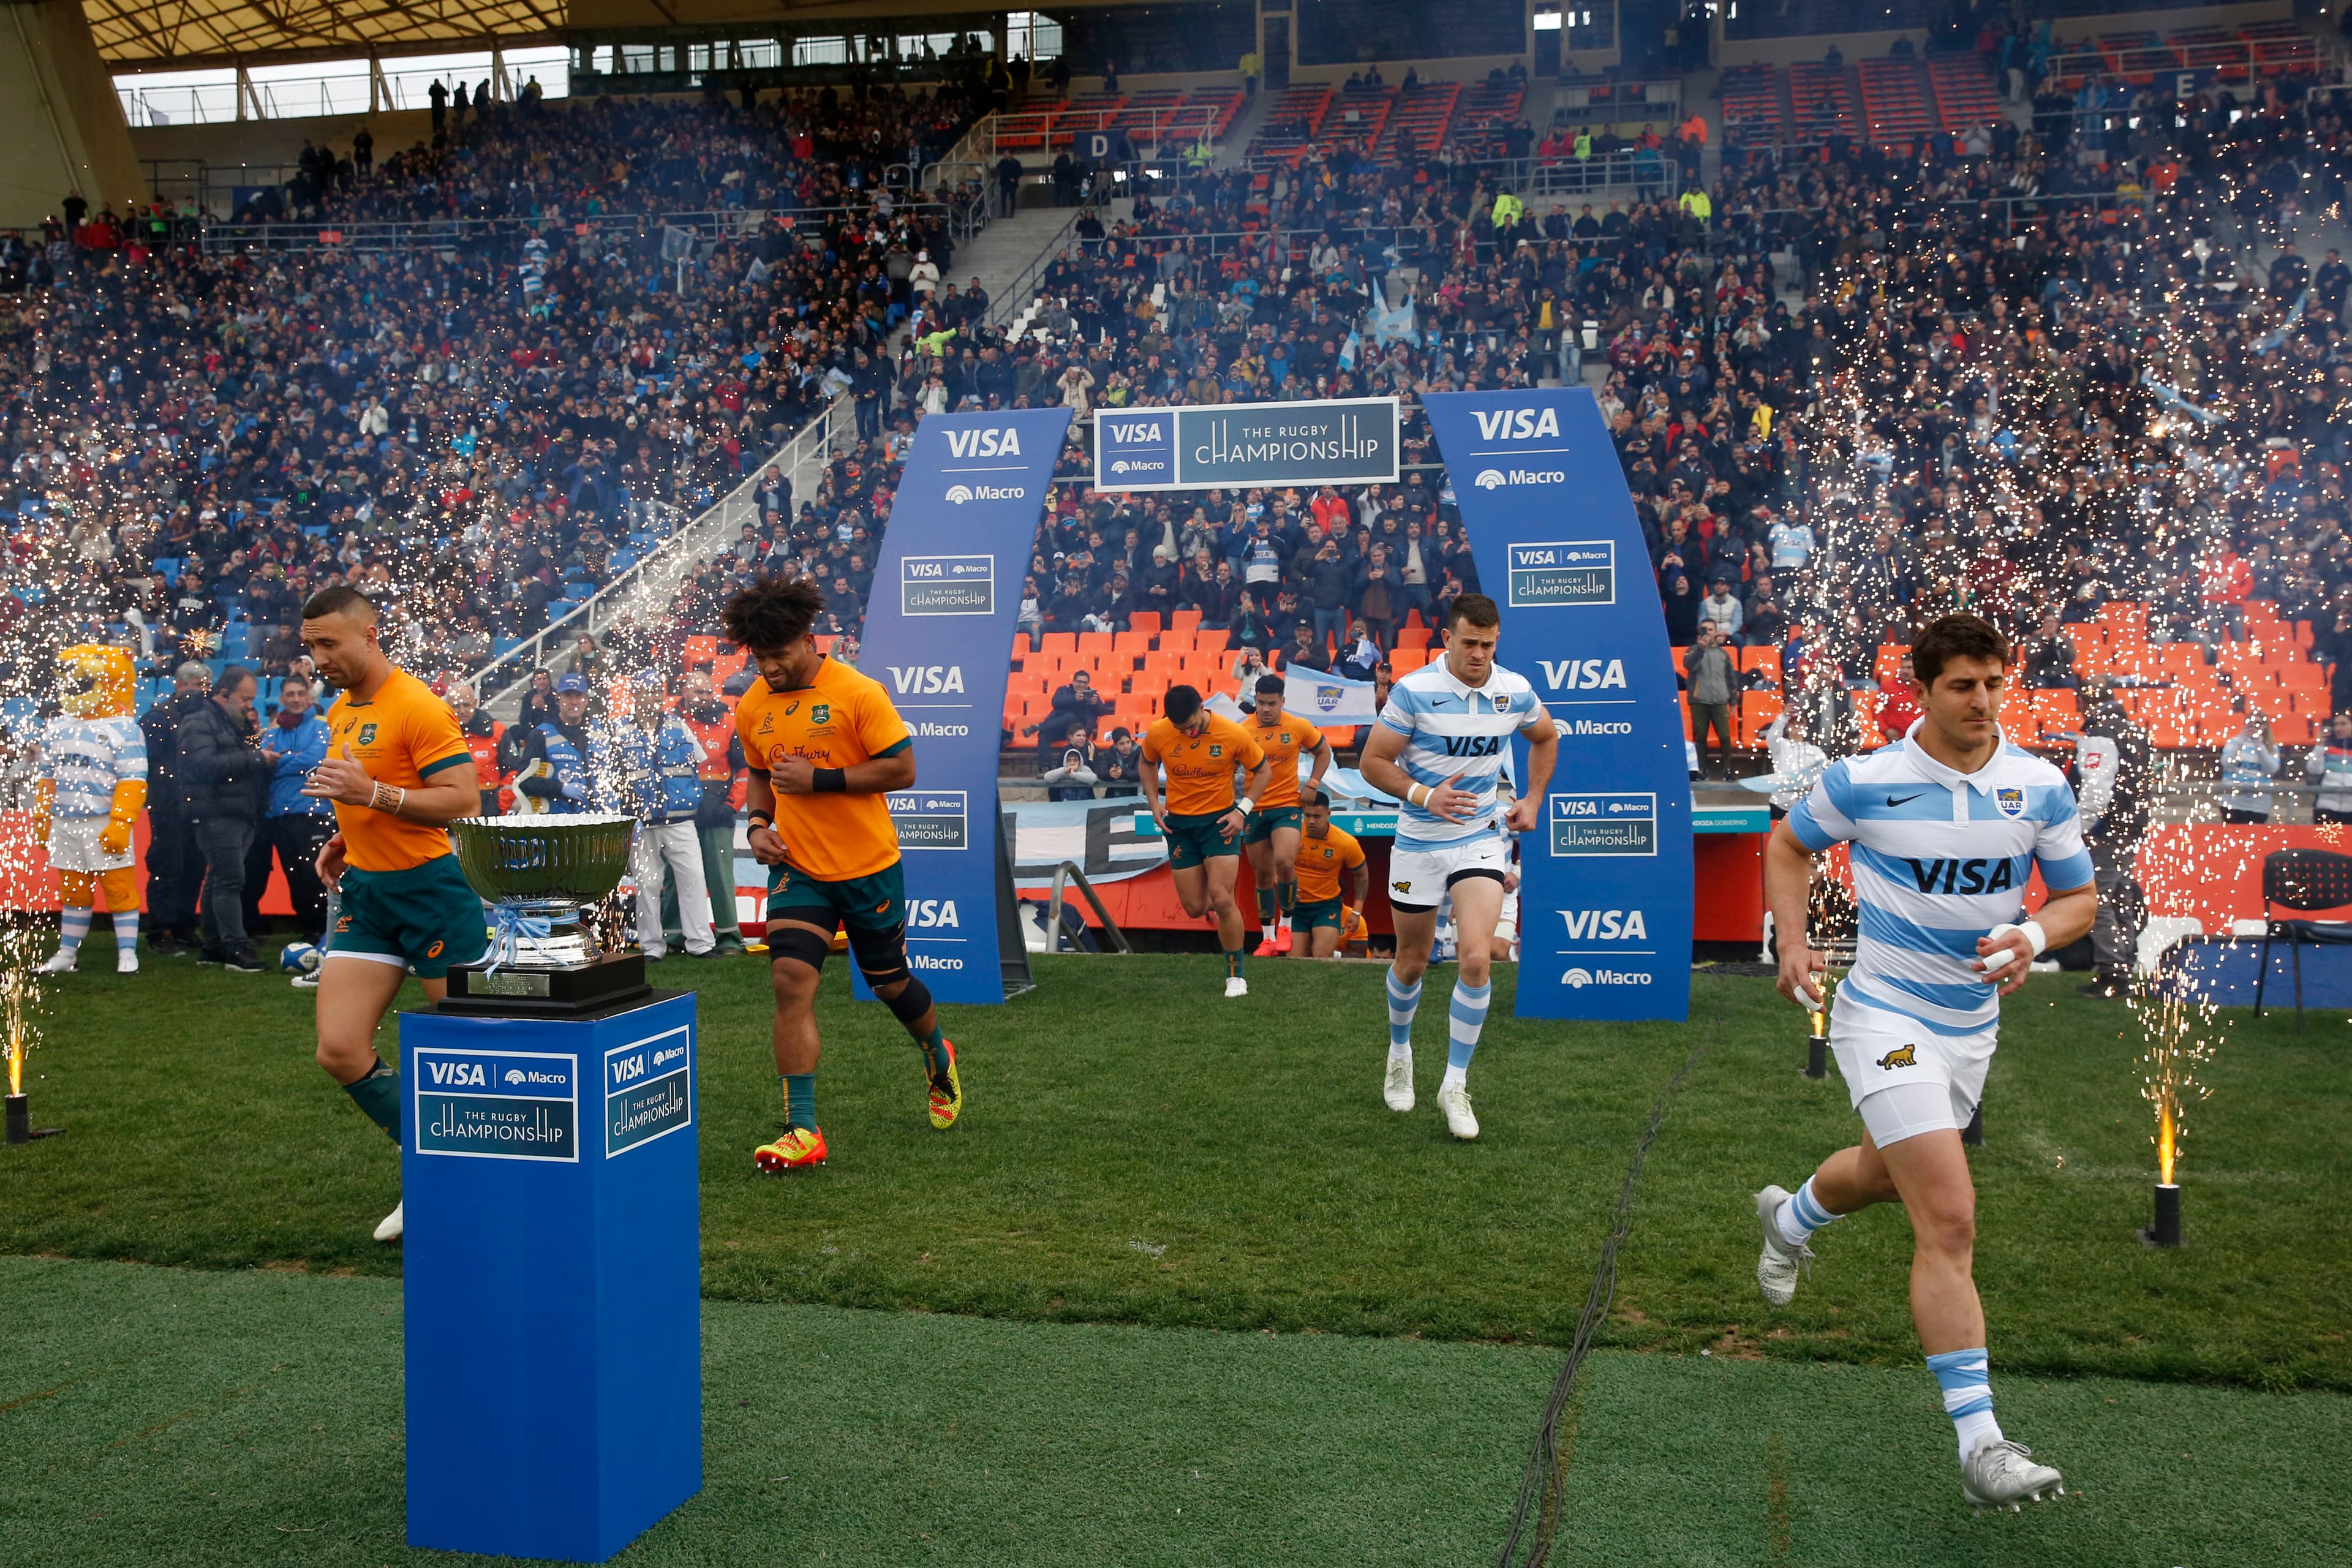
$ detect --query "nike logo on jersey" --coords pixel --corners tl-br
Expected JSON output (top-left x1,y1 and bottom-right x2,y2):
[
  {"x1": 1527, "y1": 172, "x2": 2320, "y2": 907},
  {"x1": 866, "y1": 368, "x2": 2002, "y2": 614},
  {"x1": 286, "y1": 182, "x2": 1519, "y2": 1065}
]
[{"x1": 1886, "y1": 793, "x2": 1924, "y2": 807}]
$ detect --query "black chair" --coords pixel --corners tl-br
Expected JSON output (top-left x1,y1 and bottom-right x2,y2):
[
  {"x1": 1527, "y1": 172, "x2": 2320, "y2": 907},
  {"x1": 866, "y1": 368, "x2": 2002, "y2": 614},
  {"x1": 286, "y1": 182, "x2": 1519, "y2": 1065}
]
[{"x1": 2253, "y1": 848, "x2": 2352, "y2": 1033}]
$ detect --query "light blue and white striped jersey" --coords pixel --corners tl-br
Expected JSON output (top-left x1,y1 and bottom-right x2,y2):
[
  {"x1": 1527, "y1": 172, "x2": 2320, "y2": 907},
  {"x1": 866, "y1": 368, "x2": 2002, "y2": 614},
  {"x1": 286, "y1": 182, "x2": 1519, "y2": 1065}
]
[
  {"x1": 1376, "y1": 660, "x2": 1544, "y2": 853},
  {"x1": 1788, "y1": 726, "x2": 2094, "y2": 1039},
  {"x1": 39, "y1": 715, "x2": 148, "y2": 818}
]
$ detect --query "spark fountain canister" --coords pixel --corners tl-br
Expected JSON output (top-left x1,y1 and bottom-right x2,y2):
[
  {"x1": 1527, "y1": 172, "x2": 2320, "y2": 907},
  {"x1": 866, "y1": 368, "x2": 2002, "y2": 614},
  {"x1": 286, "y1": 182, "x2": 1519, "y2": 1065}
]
[
  {"x1": 2, "y1": 933, "x2": 59, "y2": 1145},
  {"x1": 2136, "y1": 980, "x2": 2217, "y2": 1250}
]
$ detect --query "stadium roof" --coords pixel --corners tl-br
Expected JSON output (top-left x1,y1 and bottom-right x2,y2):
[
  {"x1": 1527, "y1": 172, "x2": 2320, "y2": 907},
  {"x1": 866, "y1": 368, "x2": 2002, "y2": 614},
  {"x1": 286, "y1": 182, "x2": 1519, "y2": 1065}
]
[{"x1": 88, "y1": 0, "x2": 568, "y2": 72}]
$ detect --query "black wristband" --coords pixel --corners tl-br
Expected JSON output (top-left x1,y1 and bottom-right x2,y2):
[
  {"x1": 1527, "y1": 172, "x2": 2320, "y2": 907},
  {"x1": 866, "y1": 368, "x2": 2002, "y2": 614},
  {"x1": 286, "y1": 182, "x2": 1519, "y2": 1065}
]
[
  {"x1": 813, "y1": 768, "x2": 847, "y2": 793},
  {"x1": 748, "y1": 813, "x2": 773, "y2": 831}
]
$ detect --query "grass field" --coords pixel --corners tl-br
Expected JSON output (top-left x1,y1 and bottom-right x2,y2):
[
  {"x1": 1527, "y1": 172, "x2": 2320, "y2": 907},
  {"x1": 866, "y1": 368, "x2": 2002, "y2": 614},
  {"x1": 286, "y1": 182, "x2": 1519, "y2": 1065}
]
[
  {"x1": 4, "y1": 956, "x2": 2346, "y2": 1387},
  {"x1": 6, "y1": 1254, "x2": 2348, "y2": 1567},
  {"x1": 2, "y1": 954, "x2": 2349, "y2": 1564}
]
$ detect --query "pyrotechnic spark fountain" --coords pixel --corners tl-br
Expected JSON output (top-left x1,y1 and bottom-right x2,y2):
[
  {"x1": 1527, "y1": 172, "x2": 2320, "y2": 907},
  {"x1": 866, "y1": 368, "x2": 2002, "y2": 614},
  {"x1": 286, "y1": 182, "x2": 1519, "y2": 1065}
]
[
  {"x1": 1, "y1": 925, "x2": 57, "y2": 1145},
  {"x1": 2133, "y1": 975, "x2": 2219, "y2": 1248}
]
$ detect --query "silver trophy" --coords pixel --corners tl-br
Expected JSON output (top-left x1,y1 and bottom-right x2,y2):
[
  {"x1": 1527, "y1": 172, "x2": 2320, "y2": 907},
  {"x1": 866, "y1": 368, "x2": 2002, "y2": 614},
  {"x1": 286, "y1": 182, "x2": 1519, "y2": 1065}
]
[{"x1": 442, "y1": 815, "x2": 650, "y2": 1013}]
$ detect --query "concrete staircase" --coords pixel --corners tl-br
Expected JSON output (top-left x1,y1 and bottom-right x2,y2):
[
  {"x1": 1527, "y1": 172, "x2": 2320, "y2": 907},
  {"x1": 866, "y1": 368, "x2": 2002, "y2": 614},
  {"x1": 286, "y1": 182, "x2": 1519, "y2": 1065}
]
[{"x1": 946, "y1": 203, "x2": 1089, "y2": 316}]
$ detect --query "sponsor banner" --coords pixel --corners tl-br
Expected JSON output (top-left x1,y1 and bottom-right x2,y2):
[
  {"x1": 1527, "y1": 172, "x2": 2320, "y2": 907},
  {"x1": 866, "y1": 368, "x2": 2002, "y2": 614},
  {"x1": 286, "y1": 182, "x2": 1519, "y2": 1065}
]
[
  {"x1": 1422, "y1": 390, "x2": 1692, "y2": 1021},
  {"x1": 1095, "y1": 399, "x2": 1400, "y2": 492},
  {"x1": 858, "y1": 408, "x2": 1072, "y2": 1002},
  {"x1": 1281, "y1": 666, "x2": 1380, "y2": 722},
  {"x1": 410, "y1": 1047, "x2": 580, "y2": 1163},
  {"x1": 603, "y1": 1027, "x2": 693, "y2": 1158}
]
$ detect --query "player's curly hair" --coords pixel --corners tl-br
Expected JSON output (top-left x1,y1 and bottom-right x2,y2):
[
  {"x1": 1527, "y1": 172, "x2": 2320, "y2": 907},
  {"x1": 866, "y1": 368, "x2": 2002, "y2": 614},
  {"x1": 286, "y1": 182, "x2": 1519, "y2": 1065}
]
[{"x1": 722, "y1": 575, "x2": 826, "y2": 652}]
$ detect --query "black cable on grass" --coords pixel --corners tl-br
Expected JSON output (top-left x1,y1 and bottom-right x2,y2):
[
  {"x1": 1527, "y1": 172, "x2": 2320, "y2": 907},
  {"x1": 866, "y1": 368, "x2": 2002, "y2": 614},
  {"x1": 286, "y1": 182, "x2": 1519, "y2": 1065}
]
[{"x1": 1494, "y1": 1005, "x2": 1714, "y2": 1568}]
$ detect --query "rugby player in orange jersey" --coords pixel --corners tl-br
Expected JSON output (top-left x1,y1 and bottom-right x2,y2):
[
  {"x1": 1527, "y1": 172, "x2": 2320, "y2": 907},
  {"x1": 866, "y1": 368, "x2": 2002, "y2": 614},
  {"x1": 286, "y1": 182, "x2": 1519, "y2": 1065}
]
[
  {"x1": 298, "y1": 585, "x2": 488, "y2": 1243},
  {"x1": 1291, "y1": 787, "x2": 1368, "y2": 959},
  {"x1": 1139, "y1": 684, "x2": 1272, "y2": 998},
  {"x1": 1241, "y1": 673, "x2": 1336, "y2": 956},
  {"x1": 725, "y1": 576, "x2": 960, "y2": 1172}
]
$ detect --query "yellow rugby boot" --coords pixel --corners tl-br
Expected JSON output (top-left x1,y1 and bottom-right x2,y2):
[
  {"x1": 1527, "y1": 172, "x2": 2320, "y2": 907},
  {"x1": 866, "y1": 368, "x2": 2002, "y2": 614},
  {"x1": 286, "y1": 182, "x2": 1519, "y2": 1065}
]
[
  {"x1": 753, "y1": 1126, "x2": 828, "y2": 1172},
  {"x1": 926, "y1": 1039, "x2": 963, "y2": 1131}
]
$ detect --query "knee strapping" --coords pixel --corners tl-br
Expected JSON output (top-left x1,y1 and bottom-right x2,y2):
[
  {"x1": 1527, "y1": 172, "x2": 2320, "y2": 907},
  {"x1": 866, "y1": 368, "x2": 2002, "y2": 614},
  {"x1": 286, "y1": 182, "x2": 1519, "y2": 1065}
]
[
  {"x1": 846, "y1": 921, "x2": 908, "y2": 977},
  {"x1": 879, "y1": 974, "x2": 933, "y2": 1027},
  {"x1": 765, "y1": 925, "x2": 832, "y2": 970}
]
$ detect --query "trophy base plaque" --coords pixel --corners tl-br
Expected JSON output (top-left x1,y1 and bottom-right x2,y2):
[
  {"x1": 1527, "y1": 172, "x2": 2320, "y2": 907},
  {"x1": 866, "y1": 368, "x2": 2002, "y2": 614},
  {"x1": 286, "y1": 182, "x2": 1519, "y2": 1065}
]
[{"x1": 439, "y1": 954, "x2": 651, "y2": 1017}]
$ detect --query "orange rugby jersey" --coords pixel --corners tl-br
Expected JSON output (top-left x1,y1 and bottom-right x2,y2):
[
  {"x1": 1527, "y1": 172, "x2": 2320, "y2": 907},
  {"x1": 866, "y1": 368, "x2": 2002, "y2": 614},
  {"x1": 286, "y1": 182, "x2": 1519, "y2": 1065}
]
[
  {"x1": 1141, "y1": 713, "x2": 1265, "y2": 816},
  {"x1": 1293, "y1": 823, "x2": 1365, "y2": 903},
  {"x1": 734, "y1": 657, "x2": 913, "y2": 881},
  {"x1": 326, "y1": 668, "x2": 475, "y2": 872},
  {"x1": 1244, "y1": 709, "x2": 1327, "y2": 809}
]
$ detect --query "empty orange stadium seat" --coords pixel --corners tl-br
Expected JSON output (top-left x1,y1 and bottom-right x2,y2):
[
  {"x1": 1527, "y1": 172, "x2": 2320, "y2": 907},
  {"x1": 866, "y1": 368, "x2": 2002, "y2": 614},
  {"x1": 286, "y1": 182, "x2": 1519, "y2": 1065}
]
[
  {"x1": 1128, "y1": 611, "x2": 1162, "y2": 635},
  {"x1": 1169, "y1": 610, "x2": 1203, "y2": 633},
  {"x1": 1390, "y1": 647, "x2": 1428, "y2": 673}
]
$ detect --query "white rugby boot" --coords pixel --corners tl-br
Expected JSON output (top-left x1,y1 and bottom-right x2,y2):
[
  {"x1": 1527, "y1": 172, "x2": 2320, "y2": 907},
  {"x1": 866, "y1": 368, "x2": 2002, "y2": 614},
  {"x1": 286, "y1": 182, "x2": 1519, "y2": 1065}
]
[
  {"x1": 1961, "y1": 1439, "x2": 2064, "y2": 1511},
  {"x1": 1754, "y1": 1185, "x2": 1815, "y2": 1307},
  {"x1": 116, "y1": 947, "x2": 139, "y2": 974},
  {"x1": 1382, "y1": 1054, "x2": 1415, "y2": 1112},
  {"x1": 373, "y1": 1200, "x2": 404, "y2": 1243},
  {"x1": 37, "y1": 946, "x2": 79, "y2": 974},
  {"x1": 1224, "y1": 975, "x2": 1248, "y2": 998},
  {"x1": 1436, "y1": 1081, "x2": 1479, "y2": 1140}
]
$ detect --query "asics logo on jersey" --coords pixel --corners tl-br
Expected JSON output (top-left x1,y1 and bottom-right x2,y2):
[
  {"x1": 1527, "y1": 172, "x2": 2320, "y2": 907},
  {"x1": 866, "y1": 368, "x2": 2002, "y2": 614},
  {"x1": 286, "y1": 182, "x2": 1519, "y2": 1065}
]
[
  {"x1": 1885, "y1": 793, "x2": 1924, "y2": 807},
  {"x1": 1905, "y1": 857, "x2": 2018, "y2": 894},
  {"x1": 1439, "y1": 734, "x2": 1506, "y2": 758},
  {"x1": 1877, "y1": 1044, "x2": 1918, "y2": 1069}
]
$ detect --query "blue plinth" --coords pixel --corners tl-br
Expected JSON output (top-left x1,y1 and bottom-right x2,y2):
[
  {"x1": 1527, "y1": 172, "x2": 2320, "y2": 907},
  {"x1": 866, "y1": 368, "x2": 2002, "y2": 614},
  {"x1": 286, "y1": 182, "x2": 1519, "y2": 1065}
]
[{"x1": 401, "y1": 990, "x2": 702, "y2": 1563}]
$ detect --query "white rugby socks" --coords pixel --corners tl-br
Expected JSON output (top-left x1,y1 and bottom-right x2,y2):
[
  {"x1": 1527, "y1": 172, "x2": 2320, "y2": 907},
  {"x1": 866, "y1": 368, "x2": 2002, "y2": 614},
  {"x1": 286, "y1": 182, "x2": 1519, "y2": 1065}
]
[{"x1": 1775, "y1": 1175, "x2": 1842, "y2": 1249}]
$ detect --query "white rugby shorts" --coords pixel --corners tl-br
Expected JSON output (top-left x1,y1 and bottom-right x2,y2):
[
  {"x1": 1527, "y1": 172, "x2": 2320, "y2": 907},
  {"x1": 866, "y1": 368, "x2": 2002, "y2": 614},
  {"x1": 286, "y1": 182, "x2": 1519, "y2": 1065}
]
[
  {"x1": 1828, "y1": 991, "x2": 1994, "y2": 1147},
  {"x1": 48, "y1": 816, "x2": 134, "y2": 874},
  {"x1": 1387, "y1": 834, "x2": 1509, "y2": 913}
]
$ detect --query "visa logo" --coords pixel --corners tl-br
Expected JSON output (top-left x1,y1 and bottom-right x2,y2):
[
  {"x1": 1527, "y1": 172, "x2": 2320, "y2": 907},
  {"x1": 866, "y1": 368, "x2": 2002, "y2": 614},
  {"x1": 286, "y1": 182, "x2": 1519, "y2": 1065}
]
[
  {"x1": 1905, "y1": 858, "x2": 2019, "y2": 894},
  {"x1": 426, "y1": 1060, "x2": 487, "y2": 1087},
  {"x1": 945, "y1": 426, "x2": 1022, "y2": 458},
  {"x1": 1559, "y1": 908, "x2": 1648, "y2": 940},
  {"x1": 611, "y1": 1054, "x2": 646, "y2": 1085},
  {"x1": 908, "y1": 562, "x2": 945, "y2": 578},
  {"x1": 908, "y1": 899, "x2": 961, "y2": 928},
  {"x1": 1539, "y1": 658, "x2": 1627, "y2": 690},
  {"x1": 1440, "y1": 735, "x2": 1505, "y2": 758},
  {"x1": 1472, "y1": 406, "x2": 1561, "y2": 442},
  {"x1": 1107, "y1": 422, "x2": 1162, "y2": 443},
  {"x1": 888, "y1": 665, "x2": 967, "y2": 694}
]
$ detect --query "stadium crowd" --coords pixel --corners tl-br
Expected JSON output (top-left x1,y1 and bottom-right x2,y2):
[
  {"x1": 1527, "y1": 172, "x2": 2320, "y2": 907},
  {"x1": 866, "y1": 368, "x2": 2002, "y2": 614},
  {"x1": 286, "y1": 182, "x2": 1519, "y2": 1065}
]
[
  {"x1": 6, "y1": 37, "x2": 2352, "y2": 865},
  {"x1": 0, "y1": 84, "x2": 986, "y2": 688}
]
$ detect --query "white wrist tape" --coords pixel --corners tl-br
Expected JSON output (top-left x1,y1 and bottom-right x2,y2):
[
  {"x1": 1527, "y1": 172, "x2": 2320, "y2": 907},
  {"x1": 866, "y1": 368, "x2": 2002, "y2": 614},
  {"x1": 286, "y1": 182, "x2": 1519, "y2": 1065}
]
[{"x1": 1983, "y1": 919, "x2": 2046, "y2": 976}]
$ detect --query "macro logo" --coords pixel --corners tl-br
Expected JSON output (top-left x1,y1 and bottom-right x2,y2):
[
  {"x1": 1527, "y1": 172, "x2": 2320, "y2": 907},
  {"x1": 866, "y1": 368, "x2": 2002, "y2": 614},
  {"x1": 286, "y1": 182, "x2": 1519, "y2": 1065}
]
[
  {"x1": 944, "y1": 484, "x2": 974, "y2": 504},
  {"x1": 944, "y1": 483, "x2": 1025, "y2": 503},
  {"x1": 1474, "y1": 466, "x2": 1566, "y2": 488},
  {"x1": 1563, "y1": 966, "x2": 1652, "y2": 987},
  {"x1": 504, "y1": 1068, "x2": 527, "y2": 1085},
  {"x1": 1475, "y1": 469, "x2": 1509, "y2": 490}
]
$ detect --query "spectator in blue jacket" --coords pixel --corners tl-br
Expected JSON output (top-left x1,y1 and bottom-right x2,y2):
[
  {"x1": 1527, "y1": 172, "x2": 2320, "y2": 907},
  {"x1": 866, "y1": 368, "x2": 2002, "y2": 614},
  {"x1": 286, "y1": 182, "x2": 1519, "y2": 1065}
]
[{"x1": 243, "y1": 673, "x2": 335, "y2": 947}]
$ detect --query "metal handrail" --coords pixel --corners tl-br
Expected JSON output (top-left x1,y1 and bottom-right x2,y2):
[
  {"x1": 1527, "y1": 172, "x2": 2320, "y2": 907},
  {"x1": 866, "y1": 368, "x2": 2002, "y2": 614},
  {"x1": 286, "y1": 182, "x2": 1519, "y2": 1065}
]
[
  {"x1": 986, "y1": 204, "x2": 1093, "y2": 329},
  {"x1": 195, "y1": 202, "x2": 952, "y2": 255},
  {"x1": 467, "y1": 393, "x2": 851, "y2": 709},
  {"x1": 1046, "y1": 860, "x2": 1133, "y2": 954}
]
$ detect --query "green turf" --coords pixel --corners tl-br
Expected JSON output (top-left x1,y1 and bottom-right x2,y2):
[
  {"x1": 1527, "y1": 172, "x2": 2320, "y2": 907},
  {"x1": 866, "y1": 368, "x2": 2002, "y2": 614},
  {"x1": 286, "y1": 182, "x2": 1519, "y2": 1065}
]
[
  {"x1": 4, "y1": 1256, "x2": 2345, "y2": 1567},
  {"x1": 1, "y1": 958, "x2": 2346, "y2": 1387}
]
